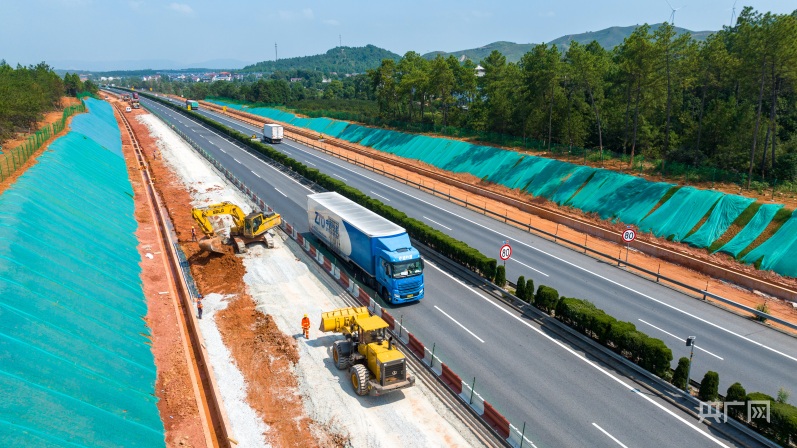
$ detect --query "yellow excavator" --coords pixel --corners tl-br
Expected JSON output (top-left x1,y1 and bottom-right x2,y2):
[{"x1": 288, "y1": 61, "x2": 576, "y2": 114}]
[
  {"x1": 319, "y1": 307, "x2": 415, "y2": 396},
  {"x1": 191, "y1": 201, "x2": 281, "y2": 254}
]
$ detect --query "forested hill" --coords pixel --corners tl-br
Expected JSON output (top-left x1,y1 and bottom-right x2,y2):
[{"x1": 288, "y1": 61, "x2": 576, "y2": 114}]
[
  {"x1": 423, "y1": 23, "x2": 713, "y2": 63},
  {"x1": 241, "y1": 45, "x2": 400, "y2": 74}
]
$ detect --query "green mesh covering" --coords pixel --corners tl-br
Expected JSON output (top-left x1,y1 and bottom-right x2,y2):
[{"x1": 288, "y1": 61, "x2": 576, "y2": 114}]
[
  {"x1": 0, "y1": 99, "x2": 164, "y2": 447},
  {"x1": 592, "y1": 179, "x2": 674, "y2": 224},
  {"x1": 524, "y1": 160, "x2": 580, "y2": 197},
  {"x1": 683, "y1": 194, "x2": 755, "y2": 248},
  {"x1": 550, "y1": 166, "x2": 595, "y2": 205},
  {"x1": 639, "y1": 187, "x2": 724, "y2": 241},
  {"x1": 716, "y1": 203, "x2": 783, "y2": 257},
  {"x1": 742, "y1": 210, "x2": 797, "y2": 276},
  {"x1": 69, "y1": 99, "x2": 123, "y2": 156},
  {"x1": 566, "y1": 170, "x2": 637, "y2": 211}
]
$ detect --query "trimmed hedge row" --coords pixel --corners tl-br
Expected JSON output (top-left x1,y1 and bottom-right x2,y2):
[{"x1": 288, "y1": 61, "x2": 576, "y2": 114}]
[
  {"x1": 517, "y1": 283, "x2": 674, "y2": 378},
  {"x1": 138, "y1": 91, "x2": 498, "y2": 280},
  {"x1": 739, "y1": 391, "x2": 797, "y2": 446}
]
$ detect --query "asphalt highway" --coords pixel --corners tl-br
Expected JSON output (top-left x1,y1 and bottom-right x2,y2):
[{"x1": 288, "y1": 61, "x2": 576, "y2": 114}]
[
  {"x1": 135, "y1": 95, "x2": 773, "y2": 447},
  {"x1": 174, "y1": 99, "x2": 797, "y2": 399}
]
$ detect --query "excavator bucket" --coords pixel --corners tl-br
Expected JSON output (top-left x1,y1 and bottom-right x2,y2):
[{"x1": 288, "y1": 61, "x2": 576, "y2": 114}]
[{"x1": 198, "y1": 236, "x2": 225, "y2": 254}]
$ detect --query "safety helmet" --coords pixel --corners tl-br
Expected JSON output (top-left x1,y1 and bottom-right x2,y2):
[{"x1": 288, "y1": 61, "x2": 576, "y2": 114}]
[{"x1": 304, "y1": 314, "x2": 308, "y2": 317}]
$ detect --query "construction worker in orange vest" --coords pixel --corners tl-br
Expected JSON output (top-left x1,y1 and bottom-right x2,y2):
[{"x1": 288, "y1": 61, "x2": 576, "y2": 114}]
[{"x1": 301, "y1": 314, "x2": 310, "y2": 339}]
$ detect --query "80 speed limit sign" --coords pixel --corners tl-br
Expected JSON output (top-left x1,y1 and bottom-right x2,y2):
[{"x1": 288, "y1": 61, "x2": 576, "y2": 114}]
[
  {"x1": 499, "y1": 244, "x2": 512, "y2": 261},
  {"x1": 622, "y1": 229, "x2": 636, "y2": 242}
]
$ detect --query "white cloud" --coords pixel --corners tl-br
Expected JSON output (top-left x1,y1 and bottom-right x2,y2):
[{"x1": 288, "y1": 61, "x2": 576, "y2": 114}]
[
  {"x1": 169, "y1": 2, "x2": 193, "y2": 15},
  {"x1": 322, "y1": 19, "x2": 340, "y2": 26},
  {"x1": 277, "y1": 8, "x2": 314, "y2": 21}
]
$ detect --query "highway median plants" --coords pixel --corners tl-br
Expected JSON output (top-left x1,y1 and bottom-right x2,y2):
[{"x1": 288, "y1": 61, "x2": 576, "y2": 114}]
[
  {"x1": 138, "y1": 90, "x2": 498, "y2": 281},
  {"x1": 519, "y1": 284, "x2": 674, "y2": 377},
  {"x1": 731, "y1": 388, "x2": 797, "y2": 445},
  {"x1": 515, "y1": 276, "x2": 534, "y2": 303}
]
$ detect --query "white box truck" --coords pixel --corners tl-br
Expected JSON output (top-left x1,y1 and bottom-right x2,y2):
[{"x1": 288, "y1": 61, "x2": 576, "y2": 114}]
[{"x1": 263, "y1": 123, "x2": 283, "y2": 144}]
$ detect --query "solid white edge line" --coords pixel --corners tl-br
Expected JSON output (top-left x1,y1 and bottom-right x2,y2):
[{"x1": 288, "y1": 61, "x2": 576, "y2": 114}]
[
  {"x1": 434, "y1": 305, "x2": 485, "y2": 343},
  {"x1": 423, "y1": 216, "x2": 452, "y2": 231},
  {"x1": 592, "y1": 423, "x2": 629, "y2": 448},
  {"x1": 274, "y1": 188, "x2": 287, "y2": 197},
  {"x1": 638, "y1": 319, "x2": 724, "y2": 360},
  {"x1": 425, "y1": 261, "x2": 730, "y2": 447}
]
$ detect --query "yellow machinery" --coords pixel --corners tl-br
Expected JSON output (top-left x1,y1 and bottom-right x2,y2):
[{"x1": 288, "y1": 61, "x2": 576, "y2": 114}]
[
  {"x1": 319, "y1": 307, "x2": 415, "y2": 396},
  {"x1": 191, "y1": 201, "x2": 281, "y2": 254}
]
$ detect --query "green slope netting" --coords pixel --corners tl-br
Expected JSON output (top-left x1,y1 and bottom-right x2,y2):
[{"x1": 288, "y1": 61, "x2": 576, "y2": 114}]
[
  {"x1": 716, "y1": 203, "x2": 784, "y2": 257},
  {"x1": 211, "y1": 100, "x2": 796, "y2": 277},
  {"x1": 69, "y1": 99, "x2": 123, "y2": 157},
  {"x1": 683, "y1": 194, "x2": 756, "y2": 248},
  {"x1": 742, "y1": 210, "x2": 797, "y2": 275},
  {"x1": 0, "y1": 98, "x2": 164, "y2": 447},
  {"x1": 595, "y1": 179, "x2": 674, "y2": 224},
  {"x1": 638, "y1": 187, "x2": 723, "y2": 241}
]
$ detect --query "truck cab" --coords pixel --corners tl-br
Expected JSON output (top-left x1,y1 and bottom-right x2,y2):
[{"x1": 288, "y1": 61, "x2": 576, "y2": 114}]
[{"x1": 375, "y1": 247, "x2": 424, "y2": 304}]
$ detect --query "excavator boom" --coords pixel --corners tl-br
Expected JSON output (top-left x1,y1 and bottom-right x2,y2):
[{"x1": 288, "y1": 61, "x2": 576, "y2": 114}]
[{"x1": 191, "y1": 202, "x2": 281, "y2": 254}]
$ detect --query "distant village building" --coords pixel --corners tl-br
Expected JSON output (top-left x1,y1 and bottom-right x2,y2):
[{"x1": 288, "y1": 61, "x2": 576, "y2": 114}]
[
  {"x1": 475, "y1": 65, "x2": 485, "y2": 77},
  {"x1": 290, "y1": 77, "x2": 303, "y2": 83},
  {"x1": 212, "y1": 71, "x2": 232, "y2": 82}
]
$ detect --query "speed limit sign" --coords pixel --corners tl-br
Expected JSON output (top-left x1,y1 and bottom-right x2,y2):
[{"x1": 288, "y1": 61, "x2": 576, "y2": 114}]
[
  {"x1": 499, "y1": 244, "x2": 512, "y2": 261},
  {"x1": 622, "y1": 229, "x2": 636, "y2": 242}
]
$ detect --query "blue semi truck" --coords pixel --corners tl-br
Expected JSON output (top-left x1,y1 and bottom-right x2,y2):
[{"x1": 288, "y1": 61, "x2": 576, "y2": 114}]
[{"x1": 308, "y1": 192, "x2": 424, "y2": 304}]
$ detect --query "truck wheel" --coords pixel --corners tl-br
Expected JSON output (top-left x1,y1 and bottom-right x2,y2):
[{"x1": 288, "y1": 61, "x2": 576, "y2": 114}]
[
  {"x1": 350, "y1": 364, "x2": 370, "y2": 396},
  {"x1": 332, "y1": 342, "x2": 350, "y2": 370},
  {"x1": 379, "y1": 287, "x2": 391, "y2": 304}
]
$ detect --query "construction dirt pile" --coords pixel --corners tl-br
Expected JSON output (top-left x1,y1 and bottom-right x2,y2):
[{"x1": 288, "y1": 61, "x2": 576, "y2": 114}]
[{"x1": 133, "y1": 107, "x2": 478, "y2": 447}]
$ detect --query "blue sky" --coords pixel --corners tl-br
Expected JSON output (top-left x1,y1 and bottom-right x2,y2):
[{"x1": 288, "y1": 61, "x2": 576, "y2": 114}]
[{"x1": 2, "y1": 0, "x2": 794, "y2": 70}]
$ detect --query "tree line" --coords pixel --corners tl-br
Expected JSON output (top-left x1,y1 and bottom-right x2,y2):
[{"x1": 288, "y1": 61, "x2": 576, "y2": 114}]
[
  {"x1": 369, "y1": 8, "x2": 797, "y2": 185},
  {"x1": 0, "y1": 61, "x2": 96, "y2": 145},
  {"x1": 139, "y1": 8, "x2": 797, "y2": 185},
  {"x1": 136, "y1": 69, "x2": 374, "y2": 106}
]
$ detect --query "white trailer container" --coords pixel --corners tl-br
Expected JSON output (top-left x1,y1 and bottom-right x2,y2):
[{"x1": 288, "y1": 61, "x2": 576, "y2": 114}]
[{"x1": 262, "y1": 123, "x2": 283, "y2": 144}]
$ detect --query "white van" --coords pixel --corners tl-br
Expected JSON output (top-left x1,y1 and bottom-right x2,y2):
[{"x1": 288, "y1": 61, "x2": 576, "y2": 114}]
[{"x1": 125, "y1": 106, "x2": 132, "y2": 113}]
